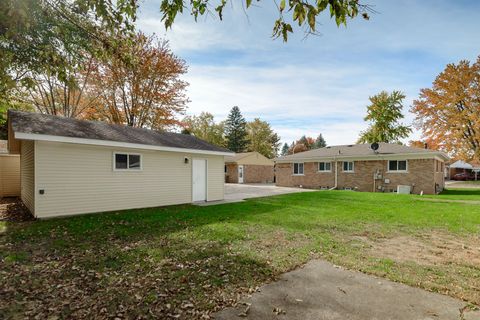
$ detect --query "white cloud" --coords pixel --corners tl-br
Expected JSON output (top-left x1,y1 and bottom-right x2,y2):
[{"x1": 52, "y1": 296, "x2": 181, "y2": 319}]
[
  {"x1": 136, "y1": 0, "x2": 480, "y2": 147},
  {"x1": 182, "y1": 63, "x2": 420, "y2": 145}
]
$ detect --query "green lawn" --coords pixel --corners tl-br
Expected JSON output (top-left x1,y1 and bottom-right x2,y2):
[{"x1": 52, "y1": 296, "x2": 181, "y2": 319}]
[
  {"x1": 1, "y1": 190, "x2": 480, "y2": 319},
  {"x1": 423, "y1": 188, "x2": 480, "y2": 201}
]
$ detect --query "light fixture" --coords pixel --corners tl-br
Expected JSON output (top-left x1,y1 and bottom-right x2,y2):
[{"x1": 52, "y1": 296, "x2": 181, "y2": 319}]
[{"x1": 184, "y1": 157, "x2": 189, "y2": 164}]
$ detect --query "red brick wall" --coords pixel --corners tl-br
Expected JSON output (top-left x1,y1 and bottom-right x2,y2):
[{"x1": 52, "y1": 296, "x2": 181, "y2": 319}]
[
  {"x1": 225, "y1": 163, "x2": 238, "y2": 183},
  {"x1": 225, "y1": 163, "x2": 274, "y2": 183},
  {"x1": 276, "y1": 159, "x2": 442, "y2": 195},
  {"x1": 243, "y1": 165, "x2": 274, "y2": 183}
]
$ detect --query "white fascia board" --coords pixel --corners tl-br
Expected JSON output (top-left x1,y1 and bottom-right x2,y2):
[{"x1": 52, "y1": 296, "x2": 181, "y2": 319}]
[
  {"x1": 275, "y1": 152, "x2": 449, "y2": 163},
  {"x1": 15, "y1": 132, "x2": 235, "y2": 156}
]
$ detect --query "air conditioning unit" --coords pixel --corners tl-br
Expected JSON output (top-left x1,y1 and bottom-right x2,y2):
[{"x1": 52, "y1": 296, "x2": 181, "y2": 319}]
[{"x1": 397, "y1": 185, "x2": 412, "y2": 194}]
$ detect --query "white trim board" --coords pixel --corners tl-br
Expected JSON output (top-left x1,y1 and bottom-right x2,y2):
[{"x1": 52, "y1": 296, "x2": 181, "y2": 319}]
[{"x1": 15, "y1": 132, "x2": 234, "y2": 156}]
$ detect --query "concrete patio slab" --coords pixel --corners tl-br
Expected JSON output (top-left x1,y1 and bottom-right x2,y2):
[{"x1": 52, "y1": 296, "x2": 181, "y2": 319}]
[
  {"x1": 445, "y1": 181, "x2": 480, "y2": 189},
  {"x1": 195, "y1": 183, "x2": 315, "y2": 206},
  {"x1": 215, "y1": 260, "x2": 479, "y2": 320}
]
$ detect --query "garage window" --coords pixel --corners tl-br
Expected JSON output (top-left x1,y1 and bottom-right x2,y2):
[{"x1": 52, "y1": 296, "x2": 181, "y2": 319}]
[
  {"x1": 388, "y1": 160, "x2": 407, "y2": 172},
  {"x1": 293, "y1": 163, "x2": 304, "y2": 175},
  {"x1": 114, "y1": 153, "x2": 142, "y2": 170}
]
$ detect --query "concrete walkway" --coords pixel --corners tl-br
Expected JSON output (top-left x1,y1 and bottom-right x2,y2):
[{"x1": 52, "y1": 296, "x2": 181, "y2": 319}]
[
  {"x1": 445, "y1": 181, "x2": 480, "y2": 189},
  {"x1": 196, "y1": 183, "x2": 314, "y2": 206},
  {"x1": 215, "y1": 260, "x2": 479, "y2": 320}
]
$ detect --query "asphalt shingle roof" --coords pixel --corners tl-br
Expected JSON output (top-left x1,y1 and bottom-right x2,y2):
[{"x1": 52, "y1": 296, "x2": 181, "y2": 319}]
[
  {"x1": 225, "y1": 152, "x2": 256, "y2": 163},
  {"x1": 276, "y1": 143, "x2": 445, "y2": 161},
  {"x1": 8, "y1": 110, "x2": 232, "y2": 153}
]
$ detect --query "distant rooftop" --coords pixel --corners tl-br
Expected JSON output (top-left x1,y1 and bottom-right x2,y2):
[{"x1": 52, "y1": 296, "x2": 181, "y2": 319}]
[
  {"x1": 225, "y1": 152, "x2": 256, "y2": 163},
  {"x1": 276, "y1": 143, "x2": 448, "y2": 161}
]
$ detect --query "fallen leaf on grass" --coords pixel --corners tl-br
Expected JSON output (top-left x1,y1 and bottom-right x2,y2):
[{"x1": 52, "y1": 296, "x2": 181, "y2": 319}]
[{"x1": 273, "y1": 307, "x2": 286, "y2": 315}]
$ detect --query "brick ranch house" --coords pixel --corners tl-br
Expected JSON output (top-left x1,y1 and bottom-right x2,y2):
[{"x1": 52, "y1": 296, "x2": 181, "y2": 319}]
[
  {"x1": 275, "y1": 143, "x2": 449, "y2": 195},
  {"x1": 225, "y1": 152, "x2": 274, "y2": 184}
]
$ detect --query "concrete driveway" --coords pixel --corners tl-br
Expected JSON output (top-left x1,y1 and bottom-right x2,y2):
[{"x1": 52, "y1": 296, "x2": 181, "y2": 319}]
[
  {"x1": 195, "y1": 183, "x2": 314, "y2": 206},
  {"x1": 445, "y1": 180, "x2": 480, "y2": 189},
  {"x1": 216, "y1": 260, "x2": 479, "y2": 320},
  {"x1": 224, "y1": 183, "x2": 314, "y2": 202}
]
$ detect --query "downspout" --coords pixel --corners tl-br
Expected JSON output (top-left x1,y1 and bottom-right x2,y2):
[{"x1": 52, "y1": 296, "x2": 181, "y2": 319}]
[{"x1": 329, "y1": 156, "x2": 338, "y2": 190}]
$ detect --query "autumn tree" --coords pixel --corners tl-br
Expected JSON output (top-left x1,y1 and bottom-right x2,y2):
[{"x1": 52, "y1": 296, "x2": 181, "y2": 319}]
[
  {"x1": 314, "y1": 133, "x2": 327, "y2": 148},
  {"x1": 18, "y1": 55, "x2": 99, "y2": 118},
  {"x1": 289, "y1": 135, "x2": 316, "y2": 154},
  {"x1": 409, "y1": 140, "x2": 425, "y2": 149},
  {"x1": 357, "y1": 90, "x2": 411, "y2": 144},
  {"x1": 0, "y1": 0, "x2": 137, "y2": 98},
  {"x1": 90, "y1": 33, "x2": 188, "y2": 130},
  {"x1": 225, "y1": 106, "x2": 249, "y2": 153},
  {"x1": 182, "y1": 112, "x2": 225, "y2": 147},
  {"x1": 1, "y1": 0, "x2": 372, "y2": 108},
  {"x1": 159, "y1": 1, "x2": 372, "y2": 41},
  {"x1": 246, "y1": 118, "x2": 281, "y2": 158},
  {"x1": 412, "y1": 56, "x2": 480, "y2": 161}
]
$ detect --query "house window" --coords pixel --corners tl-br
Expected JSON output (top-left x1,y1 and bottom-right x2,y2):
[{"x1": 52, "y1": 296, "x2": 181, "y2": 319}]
[
  {"x1": 388, "y1": 160, "x2": 407, "y2": 172},
  {"x1": 343, "y1": 161, "x2": 354, "y2": 172},
  {"x1": 114, "y1": 153, "x2": 142, "y2": 170},
  {"x1": 293, "y1": 163, "x2": 304, "y2": 175},
  {"x1": 318, "y1": 162, "x2": 331, "y2": 172}
]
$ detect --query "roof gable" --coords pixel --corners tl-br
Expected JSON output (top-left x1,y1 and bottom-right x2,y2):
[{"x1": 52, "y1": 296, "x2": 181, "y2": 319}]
[{"x1": 226, "y1": 152, "x2": 274, "y2": 165}]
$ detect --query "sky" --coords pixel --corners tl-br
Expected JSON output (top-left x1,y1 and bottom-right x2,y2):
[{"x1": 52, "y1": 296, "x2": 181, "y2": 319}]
[{"x1": 136, "y1": 0, "x2": 480, "y2": 146}]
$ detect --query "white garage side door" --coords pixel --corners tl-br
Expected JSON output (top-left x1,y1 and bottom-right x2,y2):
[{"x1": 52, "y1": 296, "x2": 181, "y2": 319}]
[{"x1": 192, "y1": 159, "x2": 207, "y2": 202}]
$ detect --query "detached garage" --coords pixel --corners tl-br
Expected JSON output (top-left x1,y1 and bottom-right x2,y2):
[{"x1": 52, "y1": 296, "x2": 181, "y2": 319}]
[
  {"x1": 225, "y1": 152, "x2": 274, "y2": 184},
  {"x1": 7, "y1": 110, "x2": 233, "y2": 218}
]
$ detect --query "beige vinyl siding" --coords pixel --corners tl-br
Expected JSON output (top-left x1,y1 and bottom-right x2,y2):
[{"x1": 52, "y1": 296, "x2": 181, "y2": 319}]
[
  {"x1": 0, "y1": 154, "x2": 20, "y2": 197},
  {"x1": 20, "y1": 141, "x2": 35, "y2": 214},
  {"x1": 207, "y1": 156, "x2": 224, "y2": 201},
  {"x1": 34, "y1": 141, "x2": 225, "y2": 218}
]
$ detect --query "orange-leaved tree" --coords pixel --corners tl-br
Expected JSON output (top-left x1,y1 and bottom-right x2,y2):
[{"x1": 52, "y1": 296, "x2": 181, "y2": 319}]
[
  {"x1": 288, "y1": 135, "x2": 316, "y2": 154},
  {"x1": 20, "y1": 54, "x2": 99, "y2": 119},
  {"x1": 411, "y1": 56, "x2": 480, "y2": 161},
  {"x1": 90, "y1": 33, "x2": 188, "y2": 130}
]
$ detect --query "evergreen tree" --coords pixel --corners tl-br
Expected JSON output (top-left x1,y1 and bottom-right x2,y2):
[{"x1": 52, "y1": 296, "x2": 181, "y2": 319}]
[
  {"x1": 314, "y1": 133, "x2": 327, "y2": 149},
  {"x1": 281, "y1": 143, "x2": 289, "y2": 156},
  {"x1": 224, "y1": 106, "x2": 249, "y2": 152}
]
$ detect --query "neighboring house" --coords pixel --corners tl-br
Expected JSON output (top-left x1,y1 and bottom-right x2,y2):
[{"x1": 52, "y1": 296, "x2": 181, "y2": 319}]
[
  {"x1": 225, "y1": 152, "x2": 274, "y2": 184},
  {"x1": 7, "y1": 110, "x2": 233, "y2": 218},
  {"x1": 0, "y1": 140, "x2": 20, "y2": 197},
  {"x1": 447, "y1": 160, "x2": 480, "y2": 180},
  {"x1": 275, "y1": 143, "x2": 449, "y2": 195},
  {"x1": 447, "y1": 160, "x2": 473, "y2": 179}
]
